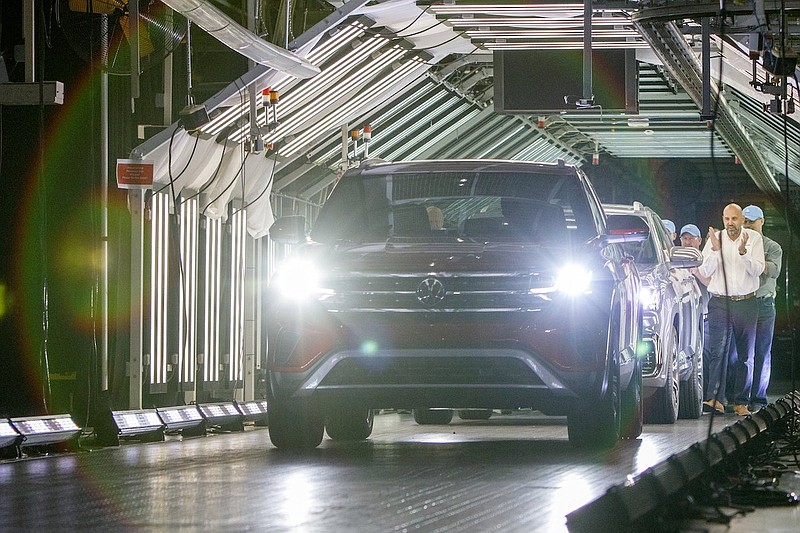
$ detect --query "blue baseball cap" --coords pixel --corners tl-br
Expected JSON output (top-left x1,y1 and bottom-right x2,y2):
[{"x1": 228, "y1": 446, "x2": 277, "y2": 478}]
[
  {"x1": 679, "y1": 224, "x2": 701, "y2": 238},
  {"x1": 743, "y1": 205, "x2": 764, "y2": 221},
  {"x1": 662, "y1": 219, "x2": 676, "y2": 234}
]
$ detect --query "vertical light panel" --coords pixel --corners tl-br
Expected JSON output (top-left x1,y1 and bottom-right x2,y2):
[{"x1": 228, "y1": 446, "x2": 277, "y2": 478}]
[
  {"x1": 203, "y1": 216, "x2": 222, "y2": 383},
  {"x1": 229, "y1": 208, "x2": 246, "y2": 385},
  {"x1": 179, "y1": 197, "x2": 199, "y2": 385},
  {"x1": 149, "y1": 192, "x2": 170, "y2": 387}
]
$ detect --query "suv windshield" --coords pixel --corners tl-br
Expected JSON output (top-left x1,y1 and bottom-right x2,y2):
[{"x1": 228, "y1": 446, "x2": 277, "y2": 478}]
[
  {"x1": 619, "y1": 233, "x2": 659, "y2": 264},
  {"x1": 311, "y1": 170, "x2": 597, "y2": 245}
]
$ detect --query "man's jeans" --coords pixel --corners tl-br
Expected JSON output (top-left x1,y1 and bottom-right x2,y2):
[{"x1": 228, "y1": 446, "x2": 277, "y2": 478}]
[
  {"x1": 705, "y1": 296, "x2": 758, "y2": 406},
  {"x1": 750, "y1": 296, "x2": 776, "y2": 409}
]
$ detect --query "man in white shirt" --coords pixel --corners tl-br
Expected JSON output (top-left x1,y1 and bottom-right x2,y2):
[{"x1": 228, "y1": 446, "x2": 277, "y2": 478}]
[{"x1": 698, "y1": 203, "x2": 765, "y2": 416}]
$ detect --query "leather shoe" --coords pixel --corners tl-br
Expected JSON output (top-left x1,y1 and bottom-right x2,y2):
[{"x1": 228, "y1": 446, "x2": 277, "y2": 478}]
[
  {"x1": 733, "y1": 404, "x2": 751, "y2": 416},
  {"x1": 703, "y1": 400, "x2": 725, "y2": 414}
]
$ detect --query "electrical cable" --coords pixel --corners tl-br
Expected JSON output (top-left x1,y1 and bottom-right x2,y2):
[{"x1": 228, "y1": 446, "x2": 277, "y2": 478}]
[
  {"x1": 413, "y1": 31, "x2": 466, "y2": 52},
  {"x1": 200, "y1": 88, "x2": 249, "y2": 217},
  {"x1": 180, "y1": 134, "x2": 230, "y2": 205},
  {"x1": 86, "y1": 18, "x2": 98, "y2": 428},
  {"x1": 0, "y1": 104, "x2": 3, "y2": 181},
  {"x1": 361, "y1": 3, "x2": 432, "y2": 37},
  {"x1": 241, "y1": 148, "x2": 279, "y2": 210},
  {"x1": 777, "y1": 0, "x2": 799, "y2": 467},
  {"x1": 201, "y1": 151, "x2": 248, "y2": 217},
  {"x1": 153, "y1": 128, "x2": 199, "y2": 195},
  {"x1": 37, "y1": 0, "x2": 52, "y2": 414}
]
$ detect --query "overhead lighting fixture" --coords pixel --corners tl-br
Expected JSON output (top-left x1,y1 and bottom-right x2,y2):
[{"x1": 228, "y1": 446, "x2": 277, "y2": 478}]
[
  {"x1": 197, "y1": 402, "x2": 245, "y2": 432},
  {"x1": 9, "y1": 414, "x2": 82, "y2": 451},
  {"x1": 157, "y1": 405, "x2": 207, "y2": 437},
  {"x1": 159, "y1": 0, "x2": 320, "y2": 79},
  {"x1": 235, "y1": 400, "x2": 269, "y2": 426},
  {"x1": 96, "y1": 409, "x2": 166, "y2": 446}
]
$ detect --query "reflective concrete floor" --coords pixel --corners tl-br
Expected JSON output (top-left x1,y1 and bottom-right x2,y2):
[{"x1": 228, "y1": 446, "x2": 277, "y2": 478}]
[
  {"x1": 7, "y1": 406, "x2": 795, "y2": 533},
  {"x1": 4, "y1": 378, "x2": 800, "y2": 532}
]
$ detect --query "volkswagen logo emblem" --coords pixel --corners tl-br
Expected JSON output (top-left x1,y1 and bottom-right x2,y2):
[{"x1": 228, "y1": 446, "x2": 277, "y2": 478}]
[{"x1": 416, "y1": 277, "x2": 446, "y2": 307}]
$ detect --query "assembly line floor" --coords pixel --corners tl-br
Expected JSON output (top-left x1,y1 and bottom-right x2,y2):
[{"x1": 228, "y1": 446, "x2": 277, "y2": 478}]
[{"x1": 3, "y1": 386, "x2": 800, "y2": 533}]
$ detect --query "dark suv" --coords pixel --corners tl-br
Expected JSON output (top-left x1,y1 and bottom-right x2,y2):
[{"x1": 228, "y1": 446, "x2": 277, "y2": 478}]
[
  {"x1": 266, "y1": 160, "x2": 648, "y2": 449},
  {"x1": 604, "y1": 203, "x2": 704, "y2": 422}
]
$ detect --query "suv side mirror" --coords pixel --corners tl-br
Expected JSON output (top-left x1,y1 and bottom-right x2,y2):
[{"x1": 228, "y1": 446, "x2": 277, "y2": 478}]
[
  {"x1": 601, "y1": 214, "x2": 649, "y2": 245},
  {"x1": 668, "y1": 246, "x2": 703, "y2": 269},
  {"x1": 269, "y1": 215, "x2": 307, "y2": 244}
]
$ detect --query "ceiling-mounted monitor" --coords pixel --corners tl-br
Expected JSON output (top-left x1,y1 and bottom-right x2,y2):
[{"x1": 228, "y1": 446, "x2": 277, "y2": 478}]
[{"x1": 494, "y1": 49, "x2": 638, "y2": 115}]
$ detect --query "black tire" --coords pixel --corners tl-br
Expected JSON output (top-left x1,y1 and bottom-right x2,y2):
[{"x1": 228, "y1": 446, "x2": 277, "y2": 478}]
[
  {"x1": 457, "y1": 409, "x2": 493, "y2": 420},
  {"x1": 568, "y1": 358, "x2": 621, "y2": 449},
  {"x1": 326, "y1": 409, "x2": 375, "y2": 441},
  {"x1": 620, "y1": 358, "x2": 643, "y2": 439},
  {"x1": 413, "y1": 408, "x2": 454, "y2": 425},
  {"x1": 268, "y1": 402, "x2": 325, "y2": 450},
  {"x1": 678, "y1": 343, "x2": 703, "y2": 419},
  {"x1": 645, "y1": 325, "x2": 680, "y2": 424}
]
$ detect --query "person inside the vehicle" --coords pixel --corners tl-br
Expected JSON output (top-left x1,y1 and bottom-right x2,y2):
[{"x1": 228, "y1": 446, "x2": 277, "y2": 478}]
[{"x1": 427, "y1": 206, "x2": 445, "y2": 231}]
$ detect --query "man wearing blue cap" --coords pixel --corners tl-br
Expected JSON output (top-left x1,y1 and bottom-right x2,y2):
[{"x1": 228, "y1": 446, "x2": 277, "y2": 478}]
[
  {"x1": 663, "y1": 219, "x2": 677, "y2": 244},
  {"x1": 742, "y1": 205, "x2": 783, "y2": 411},
  {"x1": 681, "y1": 223, "x2": 712, "y2": 391},
  {"x1": 698, "y1": 204, "x2": 765, "y2": 416}
]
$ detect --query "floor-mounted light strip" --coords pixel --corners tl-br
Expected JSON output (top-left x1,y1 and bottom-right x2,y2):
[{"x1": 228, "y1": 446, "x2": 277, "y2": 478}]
[
  {"x1": 0, "y1": 419, "x2": 22, "y2": 451},
  {"x1": 10, "y1": 415, "x2": 81, "y2": 449}
]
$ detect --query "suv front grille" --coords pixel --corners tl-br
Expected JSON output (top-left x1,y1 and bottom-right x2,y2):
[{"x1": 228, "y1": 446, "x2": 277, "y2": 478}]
[
  {"x1": 318, "y1": 356, "x2": 544, "y2": 387},
  {"x1": 318, "y1": 272, "x2": 555, "y2": 312}
]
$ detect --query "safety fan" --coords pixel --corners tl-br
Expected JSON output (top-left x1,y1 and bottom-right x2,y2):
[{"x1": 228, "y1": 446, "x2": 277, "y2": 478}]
[{"x1": 56, "y1": 0, "x2": 186, "y2": 75}]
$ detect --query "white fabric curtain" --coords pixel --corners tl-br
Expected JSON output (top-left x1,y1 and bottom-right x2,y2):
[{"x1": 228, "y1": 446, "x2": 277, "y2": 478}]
[{"x1": 148, "y1": 131, "x2": 276, "y2": 237}]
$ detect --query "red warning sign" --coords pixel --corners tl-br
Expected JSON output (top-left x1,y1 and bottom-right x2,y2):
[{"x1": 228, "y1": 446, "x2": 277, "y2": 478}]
[{"x1": 116, "y1": 159, "x2": 154, "y2": 189}]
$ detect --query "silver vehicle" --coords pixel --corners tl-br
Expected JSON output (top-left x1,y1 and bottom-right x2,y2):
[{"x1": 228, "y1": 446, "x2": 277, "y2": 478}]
[{"x1": 604, "y1": 203, "x2": 704, "y2": 423}]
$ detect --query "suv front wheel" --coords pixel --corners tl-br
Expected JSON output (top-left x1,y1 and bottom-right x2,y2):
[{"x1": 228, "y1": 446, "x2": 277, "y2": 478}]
[
  {"x1": 678, "y1": 332, "x2": 704, "y2": 419},
  {"x1": 568, "y1": 357, "x2": 621, "y2": 448},
  {"x1": 646, "y1": 325, "x2": 680, "y2": 424},
  {"x1": 268, "y1": 401, "x2": 325, "y2": 450}
]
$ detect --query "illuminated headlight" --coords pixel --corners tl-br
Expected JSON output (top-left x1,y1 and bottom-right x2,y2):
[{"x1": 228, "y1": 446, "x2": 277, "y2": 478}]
[
  {"x1": 639, "y1": 286, "x2": 658, "y2": 310},
  {"x1": 271, "y1": 258, "x2": 326, "y2": 299},
  {"x1": 555, "y1": 264, "x2": 593, "y2": 295}
]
